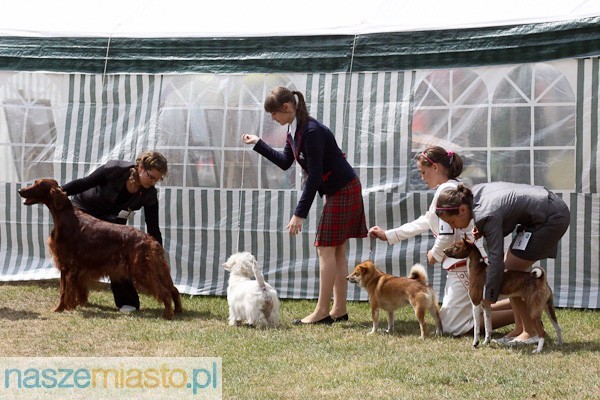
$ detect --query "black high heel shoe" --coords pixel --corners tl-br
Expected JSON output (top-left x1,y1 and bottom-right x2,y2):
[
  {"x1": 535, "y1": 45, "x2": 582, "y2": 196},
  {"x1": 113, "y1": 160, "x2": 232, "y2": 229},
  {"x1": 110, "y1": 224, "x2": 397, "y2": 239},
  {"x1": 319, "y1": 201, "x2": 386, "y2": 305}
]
[
  {"x1": 292, "y1": 315, "x2": 334, "y2": 325},
  {"x1": 331, "y1": 313, "x2": 349, "y2": 323}
]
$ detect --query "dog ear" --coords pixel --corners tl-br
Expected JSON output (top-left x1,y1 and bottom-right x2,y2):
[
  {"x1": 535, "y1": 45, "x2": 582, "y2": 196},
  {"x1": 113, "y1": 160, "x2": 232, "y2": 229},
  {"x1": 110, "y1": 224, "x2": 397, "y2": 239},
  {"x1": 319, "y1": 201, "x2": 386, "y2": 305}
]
[{"x1": 50, "y1": 187, "x2": 69, "y2": 211}]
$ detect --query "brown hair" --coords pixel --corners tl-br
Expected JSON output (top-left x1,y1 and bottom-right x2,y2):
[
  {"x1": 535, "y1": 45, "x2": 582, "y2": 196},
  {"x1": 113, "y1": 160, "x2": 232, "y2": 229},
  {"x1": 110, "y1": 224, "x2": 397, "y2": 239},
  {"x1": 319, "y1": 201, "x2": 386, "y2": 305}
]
[
  {"x1": 435, "y1": 184, "x2": 473, "y2": 217},
  {"x1": 417, "y1": 146, "x2": 463, "y2": 180},
  {"x1": 136, "y1": 151, "x2": 168, "y2": 178},
  {"x1": 264, "y1": 87, "x2": 309, "y2": 128}
]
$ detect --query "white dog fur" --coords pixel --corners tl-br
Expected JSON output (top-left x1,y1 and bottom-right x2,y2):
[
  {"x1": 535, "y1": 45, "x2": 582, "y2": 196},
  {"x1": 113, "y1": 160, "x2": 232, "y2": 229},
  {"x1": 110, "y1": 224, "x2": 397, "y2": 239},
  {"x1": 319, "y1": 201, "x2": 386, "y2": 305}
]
[{"x1": 223, "y1": 252, "x2": 280, "y2": 328}]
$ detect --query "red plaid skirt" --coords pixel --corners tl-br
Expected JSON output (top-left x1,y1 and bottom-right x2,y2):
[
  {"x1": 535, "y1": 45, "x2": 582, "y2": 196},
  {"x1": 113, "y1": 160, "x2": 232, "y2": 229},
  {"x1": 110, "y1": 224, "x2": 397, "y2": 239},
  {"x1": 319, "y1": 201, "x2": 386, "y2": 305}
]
[{"x1": 314, "y1": 177, "x2": 368, "y2": 247}]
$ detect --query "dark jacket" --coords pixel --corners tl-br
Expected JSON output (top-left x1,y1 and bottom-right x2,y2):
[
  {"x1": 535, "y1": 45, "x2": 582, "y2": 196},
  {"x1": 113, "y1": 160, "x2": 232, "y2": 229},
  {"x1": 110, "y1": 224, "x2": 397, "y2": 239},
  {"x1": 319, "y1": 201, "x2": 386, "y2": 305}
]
[
  {"x1": 253, "y1": 117, "x2": 357, "y2": 218},
  {"x1": 61, "y1": 160, "x2": 162, "y2": 245}
]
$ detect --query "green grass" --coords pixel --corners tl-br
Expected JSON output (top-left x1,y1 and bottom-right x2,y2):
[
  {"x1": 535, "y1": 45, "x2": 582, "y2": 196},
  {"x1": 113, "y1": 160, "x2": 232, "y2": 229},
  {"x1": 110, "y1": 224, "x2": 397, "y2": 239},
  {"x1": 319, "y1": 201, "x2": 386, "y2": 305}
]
[{"x1": 1, "y1": 280, "x2": 599, "y2": 399}]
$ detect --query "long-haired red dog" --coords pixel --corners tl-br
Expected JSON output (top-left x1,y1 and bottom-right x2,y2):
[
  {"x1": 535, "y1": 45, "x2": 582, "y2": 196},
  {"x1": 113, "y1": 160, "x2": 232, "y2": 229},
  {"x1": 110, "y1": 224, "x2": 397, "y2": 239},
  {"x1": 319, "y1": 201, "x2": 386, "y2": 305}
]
[{"x1": 18, "y1": 179, "x2": 182, "y2": 319}]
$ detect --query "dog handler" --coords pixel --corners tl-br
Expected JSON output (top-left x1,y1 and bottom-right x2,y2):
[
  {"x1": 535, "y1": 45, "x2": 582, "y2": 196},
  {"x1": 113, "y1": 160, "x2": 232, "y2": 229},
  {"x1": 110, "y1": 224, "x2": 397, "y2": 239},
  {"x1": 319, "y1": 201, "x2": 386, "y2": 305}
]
[
  {"x1": 242, "y1": 86, "x2": 368, "y2": 325},
  {"x1": 435, "y1": 182, "x2": 570, "y2": 345},
  {"x1": 61, "y1": 151, "x2": 168, "y2": 313},
  {"x1": 369, "y1": 146, "x2": 513, "y2": 336}
]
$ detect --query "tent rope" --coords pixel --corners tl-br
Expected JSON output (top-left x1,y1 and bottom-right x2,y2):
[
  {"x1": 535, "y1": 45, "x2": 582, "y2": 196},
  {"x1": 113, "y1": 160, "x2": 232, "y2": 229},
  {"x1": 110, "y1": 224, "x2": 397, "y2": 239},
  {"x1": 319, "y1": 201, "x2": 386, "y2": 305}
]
[{"x1": 102, "y1": 34, "x2": 113, "y2": 87}]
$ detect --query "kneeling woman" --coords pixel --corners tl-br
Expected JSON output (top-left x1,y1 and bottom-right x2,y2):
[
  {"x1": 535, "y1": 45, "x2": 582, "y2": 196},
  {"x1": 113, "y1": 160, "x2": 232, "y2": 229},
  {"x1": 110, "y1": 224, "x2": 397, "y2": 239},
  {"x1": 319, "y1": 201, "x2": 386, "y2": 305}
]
[{"x1": 435, "y1": 182, "x2": 570, "y2": 344}]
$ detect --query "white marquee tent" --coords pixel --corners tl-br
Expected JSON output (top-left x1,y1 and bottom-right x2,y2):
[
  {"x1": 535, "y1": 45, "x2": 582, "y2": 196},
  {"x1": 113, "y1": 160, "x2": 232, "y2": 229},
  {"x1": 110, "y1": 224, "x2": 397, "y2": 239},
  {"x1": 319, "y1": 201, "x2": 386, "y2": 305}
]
[{"x1": 1, "y1": 0, "x2": 599, "y2": 308}]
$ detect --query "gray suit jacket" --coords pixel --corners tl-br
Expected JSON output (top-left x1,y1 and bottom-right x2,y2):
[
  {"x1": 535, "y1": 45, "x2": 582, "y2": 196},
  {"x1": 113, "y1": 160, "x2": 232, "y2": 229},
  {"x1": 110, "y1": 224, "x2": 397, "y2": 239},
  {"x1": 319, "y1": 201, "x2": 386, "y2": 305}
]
[{"x1": 472, "y1": 182, "x2": 549, "y2": 302}]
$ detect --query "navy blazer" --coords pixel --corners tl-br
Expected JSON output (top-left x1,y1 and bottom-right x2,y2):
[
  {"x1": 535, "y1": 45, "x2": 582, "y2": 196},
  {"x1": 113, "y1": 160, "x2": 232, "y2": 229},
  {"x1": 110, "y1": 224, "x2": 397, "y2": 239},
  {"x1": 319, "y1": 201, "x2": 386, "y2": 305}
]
[{"x1": 254, "y1": 117, "x2": 357, "y2": 218}]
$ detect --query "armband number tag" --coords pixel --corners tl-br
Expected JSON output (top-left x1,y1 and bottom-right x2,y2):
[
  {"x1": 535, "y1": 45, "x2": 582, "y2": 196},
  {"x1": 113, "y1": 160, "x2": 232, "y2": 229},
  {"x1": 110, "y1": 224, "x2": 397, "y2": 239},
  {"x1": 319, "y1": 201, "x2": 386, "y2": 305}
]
[
  {"x1": 438, "y1": 220, "x2": 454, "y2": 235},
  {"x1": 512, "y1": 231, "x2": 531, "y2": 251},
  {"x1": 117, "y1": 209, "x2": 133, "y2": 220}
]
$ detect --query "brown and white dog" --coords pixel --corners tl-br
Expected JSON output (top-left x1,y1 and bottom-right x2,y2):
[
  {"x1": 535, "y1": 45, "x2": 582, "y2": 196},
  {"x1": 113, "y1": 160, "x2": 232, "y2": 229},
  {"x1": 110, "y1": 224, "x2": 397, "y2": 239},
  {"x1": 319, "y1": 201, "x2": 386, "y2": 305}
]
[
  {"x1": 347, "y1": 260, "x2": 442, "y2": 338},
  {"x1": 444, "y1": 237, "x2": 562, "y2": 353}
]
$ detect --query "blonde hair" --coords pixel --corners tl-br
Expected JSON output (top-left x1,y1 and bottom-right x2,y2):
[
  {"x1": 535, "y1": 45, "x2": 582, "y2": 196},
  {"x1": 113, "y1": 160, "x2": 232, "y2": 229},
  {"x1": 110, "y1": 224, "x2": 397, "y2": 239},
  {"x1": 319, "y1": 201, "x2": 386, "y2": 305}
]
[{"x1": 136, "y1": 151, "x2": 168, "y2": 178}]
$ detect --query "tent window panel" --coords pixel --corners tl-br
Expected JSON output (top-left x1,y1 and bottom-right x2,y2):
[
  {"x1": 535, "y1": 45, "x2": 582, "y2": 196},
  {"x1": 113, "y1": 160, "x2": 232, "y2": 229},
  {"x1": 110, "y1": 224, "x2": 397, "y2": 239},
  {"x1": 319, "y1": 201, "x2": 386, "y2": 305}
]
[
  {"x1": 223, "y1": 110, "x2": 261, "y2": 148},
  {"x1": 490, "y1": 150, "x2": 530, "y2": 184},
  {"x1": 0, "y1": 145, "x2": 21, "y2": 182},
  {"x1": 157, "y1": 108, "x2": 188, "y2": 147},
  {"x1": 3, "y1": 99, "x2": 56, "y2": 182},
  {"x1": 411, "y1": 109, "x2": 448, "y2": 138},
  {"x1": 186, "y1": 149, "x2": 221, "y2": 188},
  {"x1": 453, "y1": 71, "x2": 489, "y2": 105},
  {"x1": 222, "y1": 150, "x2": 258, "y2": 189},
  {"x1": 450, "y1": 107, "x2": 488, "y2": 148},
  {"x1": 533, "y1": 106, "x2": 576, "y2": 147},
  {"x1": 490, "y1": 106, "x2": 531, "y2": 147},
  {"x1": 534, "y1": 149, "x2": 575, "y2": 191},
  {"x1": 23, "y1": 145, "x2": 54, "y2": 181},
  {"x1": 190, "y1": 109, "x2": 224, "y2": 147}
]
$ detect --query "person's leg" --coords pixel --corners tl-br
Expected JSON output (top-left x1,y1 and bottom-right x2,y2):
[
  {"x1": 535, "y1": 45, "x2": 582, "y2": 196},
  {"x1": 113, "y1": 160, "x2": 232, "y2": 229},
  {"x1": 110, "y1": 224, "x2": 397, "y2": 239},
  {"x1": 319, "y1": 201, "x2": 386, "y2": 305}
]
[
  {"x1": 503, "y1": 252, "x2": 537, "y2": 340},
  {"x1": 329, "y1": 242, "x2": 348, "y2": 318},
  {"x1": 299, "y1": 245, "x2": 336, "y2": 323},
  {"x1": 111, "y1": 279, "x2": 140, "y2": 311},
  {"x1": 489, "y1": 298, "x2": 514, "y2": 329}
]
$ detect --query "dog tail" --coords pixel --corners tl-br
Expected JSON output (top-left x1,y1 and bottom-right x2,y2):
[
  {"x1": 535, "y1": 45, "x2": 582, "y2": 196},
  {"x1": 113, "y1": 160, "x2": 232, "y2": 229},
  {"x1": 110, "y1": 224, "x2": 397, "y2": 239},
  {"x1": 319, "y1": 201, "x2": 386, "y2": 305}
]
[
  {"x1": 251, "y1": 258, "x2": 279, "y2": 327},
  {"x1": 530, "y1": 266, "x2": 545, "y2": 279},
  {"x1": 251, "y1": 258, "x2": 268, "y2": 292},
  {"x1": 409, "y1": 263, "x2": 428, "y2": 285}
]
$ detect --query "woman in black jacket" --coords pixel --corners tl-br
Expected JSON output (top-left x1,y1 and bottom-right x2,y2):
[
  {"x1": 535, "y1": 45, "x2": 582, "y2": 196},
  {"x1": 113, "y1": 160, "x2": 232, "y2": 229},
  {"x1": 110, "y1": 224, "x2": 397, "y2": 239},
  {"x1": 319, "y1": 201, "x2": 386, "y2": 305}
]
[{"x1": 62, "y1": 151, "x2": 168, "y2": 313}]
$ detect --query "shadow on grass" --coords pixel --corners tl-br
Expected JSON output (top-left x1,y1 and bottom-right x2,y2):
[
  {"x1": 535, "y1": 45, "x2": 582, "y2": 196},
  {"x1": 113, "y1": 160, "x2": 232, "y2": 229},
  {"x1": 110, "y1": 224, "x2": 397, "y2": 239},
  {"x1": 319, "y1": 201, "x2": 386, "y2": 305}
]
[
  {"x1": 76, "y1": 302, "x2": 221, "y2": 322},
  {"x1": 0, "y1": 307, "x2": 45, "y2": 321},
  {"x1": 338, "y1": 318, "x2": 445, "y2": 338}
]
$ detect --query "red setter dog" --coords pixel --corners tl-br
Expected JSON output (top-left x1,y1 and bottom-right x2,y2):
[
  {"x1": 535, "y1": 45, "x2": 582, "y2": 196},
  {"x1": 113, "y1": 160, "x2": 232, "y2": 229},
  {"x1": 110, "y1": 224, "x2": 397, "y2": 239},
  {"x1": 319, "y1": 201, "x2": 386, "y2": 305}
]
[{"x1": 18, "y1": 179, "x2": 182, "y2": 319}]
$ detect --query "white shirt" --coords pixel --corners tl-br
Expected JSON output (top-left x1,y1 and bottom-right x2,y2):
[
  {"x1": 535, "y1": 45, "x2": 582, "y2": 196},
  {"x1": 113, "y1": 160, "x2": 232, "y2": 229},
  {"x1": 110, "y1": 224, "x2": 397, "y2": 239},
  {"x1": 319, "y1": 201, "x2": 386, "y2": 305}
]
[{"x1": 385, "y1": 180, "x2": 481, "y2": 267}]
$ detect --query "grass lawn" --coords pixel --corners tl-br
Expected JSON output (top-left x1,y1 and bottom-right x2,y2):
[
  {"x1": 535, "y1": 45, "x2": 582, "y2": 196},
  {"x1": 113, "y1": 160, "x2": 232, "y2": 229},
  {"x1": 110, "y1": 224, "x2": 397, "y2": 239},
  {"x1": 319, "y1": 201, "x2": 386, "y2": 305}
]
[{"x1": 0, "y1": 280, "x2": 599, "y2": 399}]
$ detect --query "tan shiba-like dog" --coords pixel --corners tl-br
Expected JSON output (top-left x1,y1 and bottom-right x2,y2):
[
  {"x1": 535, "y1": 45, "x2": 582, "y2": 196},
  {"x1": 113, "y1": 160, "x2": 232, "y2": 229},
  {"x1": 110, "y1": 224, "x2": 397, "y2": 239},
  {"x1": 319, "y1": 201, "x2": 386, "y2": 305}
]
[{"x1": 347, "y1": 260, "x2": 442, "y2": 338}]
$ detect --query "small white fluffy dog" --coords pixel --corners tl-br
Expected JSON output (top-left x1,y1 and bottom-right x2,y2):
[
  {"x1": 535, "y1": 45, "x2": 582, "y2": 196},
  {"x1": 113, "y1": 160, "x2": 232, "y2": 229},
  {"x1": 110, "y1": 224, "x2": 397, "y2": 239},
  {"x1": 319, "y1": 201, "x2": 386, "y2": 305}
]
[{"x1": 223, "y1": 252, "x2": 280, "y2": 328}]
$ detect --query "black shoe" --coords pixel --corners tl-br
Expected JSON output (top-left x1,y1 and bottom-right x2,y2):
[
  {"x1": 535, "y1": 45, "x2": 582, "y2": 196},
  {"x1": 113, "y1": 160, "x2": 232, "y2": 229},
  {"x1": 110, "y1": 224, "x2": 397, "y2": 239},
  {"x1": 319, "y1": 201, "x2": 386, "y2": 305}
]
[
  {"x1": 292, "y1": 315, "x2": 334, "y2": 325},
  {"x1": 331, "y1": 313, "x2": 349, "y2": 323}
]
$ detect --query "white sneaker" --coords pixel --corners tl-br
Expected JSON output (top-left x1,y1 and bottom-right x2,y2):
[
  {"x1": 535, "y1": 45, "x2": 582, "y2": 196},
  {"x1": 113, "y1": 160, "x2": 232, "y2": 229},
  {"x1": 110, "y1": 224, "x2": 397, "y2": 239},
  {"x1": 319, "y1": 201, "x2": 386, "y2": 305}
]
[
  {"x1": 119, "y1": 305, "x2": 137, "y2": 313},
  {"x1": 507, "y1": 335, "x2": 540, "y2": 345},
  {"x1": 492, "y1": 335, "x2": 514, "y2": 345}
]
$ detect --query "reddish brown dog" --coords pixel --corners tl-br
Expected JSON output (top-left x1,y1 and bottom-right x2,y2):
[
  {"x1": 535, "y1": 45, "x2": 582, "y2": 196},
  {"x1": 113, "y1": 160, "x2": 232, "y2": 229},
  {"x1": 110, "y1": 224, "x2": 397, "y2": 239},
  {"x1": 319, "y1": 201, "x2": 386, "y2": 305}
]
[
  {"x1": 347, "y1": 260, "x2": 442, "y2": 338},
  {"x1": 19, "y1": 179, "x2": 182, "y2": 319}
]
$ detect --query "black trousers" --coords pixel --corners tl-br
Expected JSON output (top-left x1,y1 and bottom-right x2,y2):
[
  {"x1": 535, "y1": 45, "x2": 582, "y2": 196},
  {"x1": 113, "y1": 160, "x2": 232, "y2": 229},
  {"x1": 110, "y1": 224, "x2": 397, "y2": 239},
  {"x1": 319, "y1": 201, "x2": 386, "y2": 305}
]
[
  {"x1": 111, "y1": 279, "x2": 140, "y2": 310},
  {"x1": 110, "y1": 218, "x2": 140, "y2": 310}
]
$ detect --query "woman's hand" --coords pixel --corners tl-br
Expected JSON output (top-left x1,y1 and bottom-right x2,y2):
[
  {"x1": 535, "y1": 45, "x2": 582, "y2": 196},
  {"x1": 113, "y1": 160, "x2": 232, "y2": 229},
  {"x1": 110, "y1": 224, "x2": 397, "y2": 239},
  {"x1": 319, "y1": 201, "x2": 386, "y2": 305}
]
[
  {"x1": 287, "y1": 215, "x2": 304, "y2": 236},
  {"x1": 242, "y1": 134, "x2": 259, "y2": 145},
  {"x1": 368, "y1": 226, "x2": 388, "y2": 241},
  {"x1": 427, "y1": 250, "x2": 439, "y2": 265},
  {"x1": 473, "y1": 226, "x2": 482, "y2": 240}
]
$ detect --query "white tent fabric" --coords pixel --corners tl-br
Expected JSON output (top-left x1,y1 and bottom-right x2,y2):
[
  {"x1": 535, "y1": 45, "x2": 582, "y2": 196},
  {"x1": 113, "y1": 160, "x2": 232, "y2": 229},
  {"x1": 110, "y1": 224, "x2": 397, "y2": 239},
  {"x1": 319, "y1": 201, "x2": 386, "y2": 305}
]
[{"x1": 2, "y1": 0, "x2": 600, "y2": 37}]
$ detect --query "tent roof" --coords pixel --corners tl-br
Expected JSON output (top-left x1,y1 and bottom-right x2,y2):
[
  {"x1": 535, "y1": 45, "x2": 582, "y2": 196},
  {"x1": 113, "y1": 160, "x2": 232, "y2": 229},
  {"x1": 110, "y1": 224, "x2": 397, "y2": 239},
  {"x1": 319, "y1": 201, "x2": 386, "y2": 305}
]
[{"x1": 3, "y1": 0, "x2": 600, "y2": 38}]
